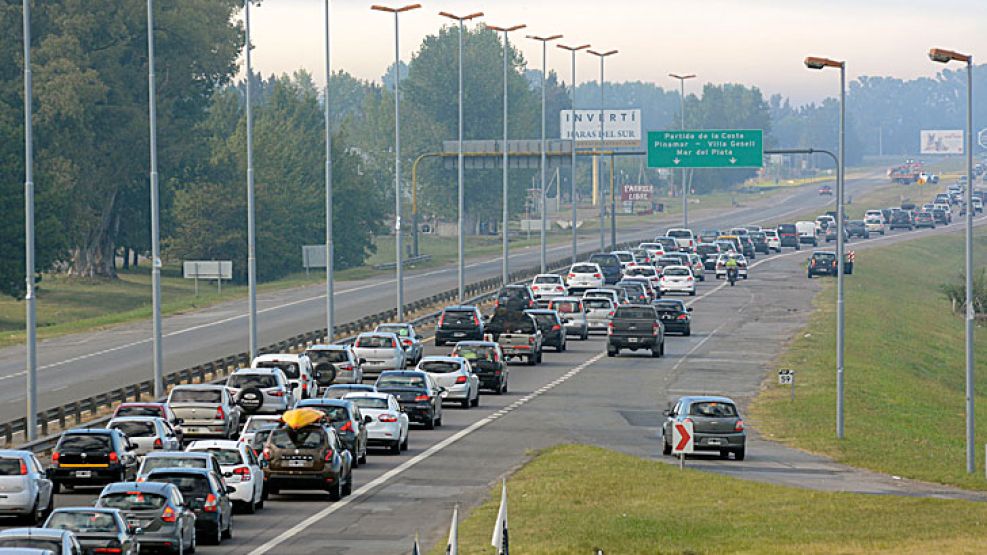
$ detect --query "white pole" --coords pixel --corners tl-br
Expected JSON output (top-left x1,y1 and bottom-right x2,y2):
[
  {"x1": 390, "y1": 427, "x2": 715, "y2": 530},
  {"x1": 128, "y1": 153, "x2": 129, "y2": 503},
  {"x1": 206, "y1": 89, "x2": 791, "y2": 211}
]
[
  {"x1": 22, "y1": 0, "x2": 37, "y2": 440},
  {"x1": 501, "y1": 30, "x2": 510, "y2": 286},
  {"x1": 147, "y1": 0, "x2": 164, "y2": 399},
  {"x1": 394, "y1": 11, "x2": 404, "y2": 320},
  {"x1": 539, "y1": 40, "x2": 547, "y2": 273},
  {"x1": 457, "y1": 18, "x2": 465, "y2": 300},
  {"x1": 836, "y1": 64, "x2": 846, "y2": 440},
  {"x1": 245, "y1": 0, "x2": 258, "y2": 358},
  {"x1": 323, "y1": 0, "x2": 335, "y2": 341}
]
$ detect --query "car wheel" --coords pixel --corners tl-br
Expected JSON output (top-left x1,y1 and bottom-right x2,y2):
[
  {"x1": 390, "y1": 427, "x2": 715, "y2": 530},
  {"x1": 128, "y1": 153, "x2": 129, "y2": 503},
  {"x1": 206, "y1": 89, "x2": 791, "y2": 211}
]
[
  {"x1": 650, "y1": 346, "x2": 660, "y2": 358},
  {"x1": 660, "y1": 341, "x2": 665, "y2": 357},
  {"x1": 51, "y1": 481, "x2": 60, "y2": 495},
  {"x1": 501, "y1": 380, "x2": 508, "y2": 394},
  {"x1": 719, "y1": 450, "x2": 730, "y2": 460},
  {"x1": 461, "y1": 397, "x2": 470, "y2": 409},
  {"x1": 537, "y1": 351, "x2": 543, "y2": 364},
  {"x1": 328, "y1": 478, "x2": 342, "y2": 501},
  {"x1": 401, "y1": 432, "x2": 409, "y2": 451},
  {"x1": 434, "y1": 339, "x2": 445, "y2": 347},
  {"x1": 807, "y1": 273, "x2": 812, "y2": 279},
  {"x1": 735, "y1": 447, "x2": 746, "y2": 461},
  {"x1": 256, "y1": 488, "x2": 264, "y2": 510},
  {"x1": 359, "y1": 447, "x2": 367, "y2": 465},
  {"x1": 342, "y1": 471, "x2": 353, "y2": 496},
  {"x1": 581, "y1": 330, "x2": 589, "y2": 341},
  {"x1": 607, "y1": 346, "x2": 618, "y2": 357},
  {"x1": 424, "y1": 412, "x2": 435, "y2": 430},
  {"x1": 435, "y1": 412, "x2": 443, "y2": 427},
  {"x1": 661, "y1": 434, "x2": 672, "y2": 456},
  {"x1": 222, "y1": 514, "x2": 233, "y2": 540},
  {"x1": 186, "y1": 526, "x2": 196, "y2": 554},
  {"x1": 472, "y1": 393, "x2": 479, "y2": 407},
  {"x1": 243, "y1": 495, "x2": 256, "y2": 514},
  {"x1": 526, "y1": 354, "x2": 536, "y2": 366},
  {"x1": 210, "y1": 522, "x2": 222, "y2": 545},
  {"x1": 683, "y1": 327, "x2": 691, "y2": 337},
  {"x1": 689, "y1": 290, "x2": 696, "y2": 296},
  {"x1": 390, "y1": 439, "x2": 401, "y2": 454},
  {"x1": 350, "y1": 449, "x2": 360, "y2": 468}
]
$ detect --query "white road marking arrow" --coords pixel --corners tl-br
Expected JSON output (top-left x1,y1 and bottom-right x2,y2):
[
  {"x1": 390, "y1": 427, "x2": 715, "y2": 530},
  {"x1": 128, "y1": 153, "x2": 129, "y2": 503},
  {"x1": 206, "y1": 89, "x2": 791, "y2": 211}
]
[
  {"x1": 673, "y1": 158, "x2": 681, "y2": 165},
  {"x1": 729, "y1": 157, "x2": 737, "y2": 164}
]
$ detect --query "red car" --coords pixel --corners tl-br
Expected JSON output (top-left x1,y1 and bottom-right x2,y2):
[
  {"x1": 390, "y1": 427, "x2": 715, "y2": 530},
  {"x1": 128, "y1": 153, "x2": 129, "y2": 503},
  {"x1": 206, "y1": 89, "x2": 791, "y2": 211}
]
[{"x1": 818, "y1": 184, "x2": 833, "y2": 196}]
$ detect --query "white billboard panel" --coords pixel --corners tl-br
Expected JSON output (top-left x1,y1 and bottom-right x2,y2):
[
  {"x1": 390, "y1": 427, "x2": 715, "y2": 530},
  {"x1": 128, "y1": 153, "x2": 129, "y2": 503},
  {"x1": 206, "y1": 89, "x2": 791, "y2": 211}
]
[
  {"x1": 920, "y1": 130, "x2": 964, "y2": 154},
  {"x1": 560, "y1": 109, "x2": 641, "y2": 146}
]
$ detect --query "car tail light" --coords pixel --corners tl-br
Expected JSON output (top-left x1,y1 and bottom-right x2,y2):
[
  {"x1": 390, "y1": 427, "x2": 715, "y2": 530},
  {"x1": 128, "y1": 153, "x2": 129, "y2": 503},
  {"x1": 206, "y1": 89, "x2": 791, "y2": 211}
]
[
  {"x1": 339, "y1": 420, "x2": 354, "y2": 433},
  {"x1": 677, "y1": 314, "x2": 688, "y2": 320},
  {"x1": 161, "y1": 505, "x2": 178, "y2": 523},
  {"x1": 683, "y1": 417, "x2": 693, "y2": 425},
  {"x1": 607, "y1": 322, "x2": 614, "y2": 335},
  {"x1": 269, "y1": 390, "x2": 284, "y2": 397},
  {"x1": 568, "y1": 273, "x2": 575, "y2": 278},
  {"x1": 414, "y1": 394, "x2": 429, "y2": 402},
  {"x1": 109, "y1": 452, "x2": 119, "y2": 464},
  {"x1": 18, "y1": 460, "x2": 27, "y2": 475},
  {"x1": 735, "y1": 420, "x2": 745, "y2": 431},
  {"x1": 455, "y1": 375, "x2": 467, "y2": 384},
  {"x1": 438, "y1": 313, "x2": 446, "y2": 327},
  {"x1": 402, "y1": 338, "x2": 413, "y2": 347},
  {"x1": 556, "y1": 286, "x2": 563, "y2": 291},
  {"x1": 532, "y1": 285, "x2": 539, "y2": 290},
  {"x1": 551, "y1": 324, "x2": 561, "y2": 331},
  {"x1": 593, "y1": 273, "x2": 602, "y2": 278},
  {"x1": 51, "y1": 452, "x2": 60, "y2": 466},
  {"x1": 153, "y1": 438, "x2": 163, "y2": 449},
  {"x1": 215, "y1": 406, "x2": 225, "y2": 420},
  {"x1": 607, "y1": 311, "x2": 614, "y2": 318},
  {"x1": 379, "y1": 414, "x2": 398, "y2": 423},
  {"x1": 234, "y1": 466, "x2": 251, "y2": 480},
  {"x1": 473, "y1": 313, "x2": 481, "y2": 326},
  {"x1": 262, "y1": 448, "x2": 271, "y2": 461},
  {"x1": 652, "y1": 323, "x2": 660, "y2": 335},
  {"x1": 528, "y1": 336, "x2": 535, "y2": 345},
  {"x1": 94, "y1": 548, "x2": 122, "y2": 554},
  {"x1": 203, "y1": 493, "x2": 219, "y2": 512}
]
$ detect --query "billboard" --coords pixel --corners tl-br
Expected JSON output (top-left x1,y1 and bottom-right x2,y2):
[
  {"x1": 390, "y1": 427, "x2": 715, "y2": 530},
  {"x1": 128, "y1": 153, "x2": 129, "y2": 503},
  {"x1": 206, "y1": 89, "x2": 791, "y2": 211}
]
[
  {"x1": 560, "y1": 109, "x2": 641, "y2": 147},
  {"x1": 620, "y1": 184, "x2": 652, "y2": 202},
  {"x1": 920, "y1": 130, "x2": 964, "y2": 154}
]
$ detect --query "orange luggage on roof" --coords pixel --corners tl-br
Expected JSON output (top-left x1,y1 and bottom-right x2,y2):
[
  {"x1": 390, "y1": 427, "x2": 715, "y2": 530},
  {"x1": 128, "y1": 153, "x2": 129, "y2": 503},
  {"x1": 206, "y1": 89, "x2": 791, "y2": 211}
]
[{"x1": 280, "y1": 407, "x2": 324, "y2": 430}]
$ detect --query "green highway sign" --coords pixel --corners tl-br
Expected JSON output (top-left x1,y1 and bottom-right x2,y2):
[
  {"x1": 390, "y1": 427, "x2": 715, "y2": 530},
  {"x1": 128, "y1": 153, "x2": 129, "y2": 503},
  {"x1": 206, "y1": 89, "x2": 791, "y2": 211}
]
[{"x1": 647, "y1": 129, "x2": 763, "y2": 168}]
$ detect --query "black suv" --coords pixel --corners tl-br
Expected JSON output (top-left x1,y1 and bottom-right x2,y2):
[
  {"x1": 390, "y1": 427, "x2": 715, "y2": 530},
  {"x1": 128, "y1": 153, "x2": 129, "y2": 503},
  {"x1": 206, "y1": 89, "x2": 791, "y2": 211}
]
[
  {"x1": 50, "y1": 429, "x2": 139, "y2": 492},
  {"x1": 776, "y1": 223, "x2": 800, "y2": 249},
  {"x1": 525, "y1": 309, "x2": 566, "y2": 352},
  {"x1": 435, "y1": 305, "x2": 484, "y2": 346},
  {"x1": 606, "y1": 304, "x2": 665, "y2": 357},
  {"x1": 749, "y1": 232, "x2": 769, "y2": 254},
  {"x1": 588, "y1": 253, "x2": 623, "y2": 284},
  {"x1": 652, "y1": 299, "x2": 692, "y2": 336},
  {"x1": 846, "y1": 220, "x2": 869, "y2": 239},
  {"x1": 890, "y1": 211, "x2": 913, "y2": 230}
]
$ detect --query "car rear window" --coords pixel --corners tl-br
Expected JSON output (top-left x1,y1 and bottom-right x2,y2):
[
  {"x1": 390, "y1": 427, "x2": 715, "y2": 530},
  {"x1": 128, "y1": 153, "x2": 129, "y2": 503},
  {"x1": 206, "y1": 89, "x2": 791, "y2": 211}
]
[
  {"x1": 654, "y1": 301, "x2": 685, "y2": 311},
  {"x1": 347, "y1": 397, "x2": 389, "y2": 410},
  {"x1": 377, "y1": 325, "x2": 410, "y2": 336},
  {"x1": 150, "y1": 474, "x2": 211, "y2": 497},
  {"x1": 170, "y1": 389, "x2": 222, "y2": 403},
  {"x1": 312, "y1": 350, "x2": 350, "y2": 363},
  {"x1": 228, "y1": 374, "x2": 278, "y2": 389},
  {"x1": 689, "y1": 402, "x2": 738, "y2": 417},
  {"x1": 667, "y1": 230, "x2": 691, "y2": 238},
  {"x1": 550, "y1": 301, "x2": 580, "y2": 313},
  {"x1": 626, "y1": 268, "x2": 654, "y2": 276},
  {"x1": 0, "y1": 538, "x2": 64, "y2": 551},
  {"x1": 270, "y1": 428, "x2": 326, "y2": 449},
  {"x1": 531, "y1": 313, "x2": 558, "y2": 327},
  {"x1": 193, "y1": 448, "x2": 242, "y2": 466},
  {"x1": 589, "y1": 254, "x2": 618, "y2": 267},
  {"x1": 453, "y1": 345, "x2": 497, "y2": 362},
  {"x1": 614, "y1": 307, "x2": 655, "y2": 319},
  {"x1": 142, "y1": 456, "x2": 206, "y2": 473},
  {"x1": 0, "y1": 458, "x2": 24, "y2": 476},
  {"x1": 419, "y1": 361, "x2": 462, "y2": 374},
  {"x1": 813, "y1": 253, "x2": 836, "y2": 262},
  {"x1": 244, "y1": 418, "x2": 279, "y2": 432},
  {"x1": 571, "y1": 264, "x2": 598, "y2": 274},
  {"x1": 777, "y1": 224, "x2": 796, "y2": 233},
  {"x1": 59, "y1": 434, "x2": 111, "y2": 453},
  {"x1": 110, "y1": 421, "x2": 156, "y2": 438},
  {"x1": 255, "y1": 361, "x2": 300, "y2": 379},
  {"x1": 355, "y1": 335, "x2": 396, "y2": 349},
  {"x1": 534, "y1": 276, "x2": 560, "y2": 283},
  {"x1": 584, "y1": 298, "x2": 611, "y2": 309},
  {"x1": 100, "y1": 491, "x2": 168, "y2": 511},
  {"x1": 305, "y1": 405, "x2": 349, "y2": 422},
  {"x1": 664, "y1": 267, "x2": 691, "y2": 276},
  {"x1": 441, "y1": 310, "x2": 477, "y2": 326},
  {"x1": 613, "y1": 252, "x2": 633, "y2": 262},
  {"x1": 116, "y1": 406, "x2": 163, "y2": 418},
  {"x1": 697, "y1": 245, "x2": 719, "y2": 255},
  {"x1": 47, "y1": 511, "x2": 118, "y2": 533}
]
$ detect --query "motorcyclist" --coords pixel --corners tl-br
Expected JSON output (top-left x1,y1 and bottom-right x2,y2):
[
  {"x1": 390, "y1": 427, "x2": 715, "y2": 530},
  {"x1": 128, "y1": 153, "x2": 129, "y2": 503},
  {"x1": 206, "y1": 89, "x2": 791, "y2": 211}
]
[{"x1": 725, "y1": 255, "x2": 739, "y2": 284}]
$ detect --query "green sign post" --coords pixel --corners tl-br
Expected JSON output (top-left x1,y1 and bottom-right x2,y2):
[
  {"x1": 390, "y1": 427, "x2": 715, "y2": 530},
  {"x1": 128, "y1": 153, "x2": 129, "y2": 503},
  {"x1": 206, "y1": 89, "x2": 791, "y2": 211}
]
[{"x1": 647, "y1": 129, "x2": 763, "y2": 168}]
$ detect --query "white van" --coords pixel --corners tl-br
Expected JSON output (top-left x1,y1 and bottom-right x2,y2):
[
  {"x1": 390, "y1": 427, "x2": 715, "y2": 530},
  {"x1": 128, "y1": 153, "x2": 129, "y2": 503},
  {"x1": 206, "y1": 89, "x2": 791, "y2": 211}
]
[{"x1": 795, "y1": 221, "x2": 820, "y2": 246}]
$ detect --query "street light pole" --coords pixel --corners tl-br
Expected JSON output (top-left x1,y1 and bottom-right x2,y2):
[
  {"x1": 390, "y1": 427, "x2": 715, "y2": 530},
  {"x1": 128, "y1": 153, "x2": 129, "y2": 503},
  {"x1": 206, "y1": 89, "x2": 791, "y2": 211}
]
[
  {"x1": 441, "y1": 11, "x2": 483, "y2": 301},
  {"x1": 527, "y1": 33, "x2": 563, "y2": 273},
  {"x1": 146, "y1": 0, "x2": 164, "y2": 398},
  {"x1": 587, "y1": 49, "x2": 617, "y2": 251},
  {"x1": 488, "y1": 24, "x2": 527, "y2": 286},
  {"x1": 323, "y1": 0, "x2": 334, "y2": 341},
  {"x1": 373, "y1": 3, "x2": 421, "y2": 321},
  {"x1": 929, "y1": 47, "x2": 976, "y2": 473},
  {"x1": 668, "y1": 73, "x2": 696, "y2": 228},
  {"x1": 558, "y1": 43, "x2": 591, "y2": 266},
  {"x1": 805, "y1": 55, "x2": 847, "y2": 440},
  {"x1": 22, "y1": 0, "x2": 37, "y2": 440},
  {"x1": 244, "y1": 0, "x2": 258, "y2": 359}
]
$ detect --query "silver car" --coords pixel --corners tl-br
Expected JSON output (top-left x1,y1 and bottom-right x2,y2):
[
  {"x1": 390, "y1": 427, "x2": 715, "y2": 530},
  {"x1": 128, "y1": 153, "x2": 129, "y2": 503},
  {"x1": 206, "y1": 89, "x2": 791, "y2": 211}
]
[
  {"x1": 226, "y1": 367, "x2": 295, "y2": 415},
  {"x1": 582, "y1": 296, "x2": 616, "y2": 333},
  {"x1": 166, "y1": 385, "x2": 241, "y2": 440},
  {"x1": 374, "y1": 323, "x2": 424, "y2": 367},
  {"x1": 106, "y1": 417, "x2": 181, "y2": 455},
  {"x1": 546, "y1": 297, "x2": 588, "y2": 340},
  {"x1": 305, "y1": 344, "x2": 364, "y2": 388},
  {"x1": 353, "y1": 332, "x2": 406, "y2": 380},
  {"x1": 416, "y1": 356, "x2": 479, "y2": 409},
  {"x1": 0, "y1": 528, "x2": 82, "y2": 554},
  {"x1": 0, "y1": 450, "x2": 54, "y2": 525}
]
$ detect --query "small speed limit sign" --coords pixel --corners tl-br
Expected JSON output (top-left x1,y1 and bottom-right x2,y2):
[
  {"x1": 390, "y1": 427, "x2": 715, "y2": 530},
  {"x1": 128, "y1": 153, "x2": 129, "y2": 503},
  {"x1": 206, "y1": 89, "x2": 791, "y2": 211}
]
[{"x1": 778, "y1": 369, "x2": 794, "y2": 385}]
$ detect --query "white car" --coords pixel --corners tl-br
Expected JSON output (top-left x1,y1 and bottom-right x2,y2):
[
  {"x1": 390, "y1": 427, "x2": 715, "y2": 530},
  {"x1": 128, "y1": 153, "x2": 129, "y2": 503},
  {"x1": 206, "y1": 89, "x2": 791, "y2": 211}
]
[
  {"x1": 658, "y1": 265, "x2": 696, "y2": 296},
  {"x1": 416, "y1": 356, "x2": 480, "y2": 409},
  {"x1": 565, "y1": 263, "x2": 604, "y2": 291},
  {"x1": 531, "y1": 274, "x2": 568, "y2": 300},
  {"x1": 582, "y1": 296, "x2": 615, "y2": 333},
  {"x1": 237, "y1": 415, "x2": 282, "y2": 446},
  {"x1": 763, "y1": 229, "x2": 781, "y2": 252},
  {"x1": 610, "y1": 250, "x2": 637, "y2": 269},
  {"x1": 343, "y1": 392, "x2": 409, "y2": 454},
  {"x1": 815, "y1": 215, "x2": 835, "y2": 231},
  {"x1": 796, "y1": 221, "x2": 820, "y2": 246},
  {"x1": 583, "y1": 288, "x2": 620, "y2": 306},
  {"x1": 864, "y1": 215, "x2": 887, "y2": 235},
  {"x1": 250, "y1": 353, "x2": 317, "y2": 400},
  {"x1": 623, "y1": 265, "x2": 660, "y2": 290},
  {"x1": 715, "y1": 253, "x2": 749, "y2": 279},
  {"x1": 226, "y1": 367, "x2": 295, "y2": 415},
  {"x1": 106, "y1": 416, "x2": 181, "y2": 455},
  {"x1": 666, "y1": 228, "x2": 696, "y2": 251},
  {"x1": 353, "y1": 332, "x2": 406, "y2": 380},
  {"x1": 864, "y1": 209, "x2": 885, "y2": 222},
  {"x1": 637, "y1": 242, "x2": 666, "y2": 259},
  {"x1": 186, "y1": 440, "x2": 264, "y2": 512}
]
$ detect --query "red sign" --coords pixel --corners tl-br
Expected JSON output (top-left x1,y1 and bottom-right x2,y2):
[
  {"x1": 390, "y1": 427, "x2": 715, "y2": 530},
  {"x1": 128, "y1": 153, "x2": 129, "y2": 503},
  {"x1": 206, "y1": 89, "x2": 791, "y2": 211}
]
[{"x1": 621, "y1": 184, "x2": 653, "y2": 202}]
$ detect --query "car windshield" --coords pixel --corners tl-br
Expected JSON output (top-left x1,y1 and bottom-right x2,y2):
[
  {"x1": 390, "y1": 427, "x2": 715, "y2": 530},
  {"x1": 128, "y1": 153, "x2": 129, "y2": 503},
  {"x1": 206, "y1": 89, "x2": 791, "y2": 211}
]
[
  {"x1": 0, "y1": 538, "x2": 64, "y2": 551},
  {"x1": 534, "y1": 276, "x2": 560, "y2": 283},
  {"x1": 355, "y1": 336, "x2": 396, "y2": 349},
  {"x1": 571, "y1": 264, "x2": 597, "y2": 274},
  {"x1": 614, "y1": 307, "x2": 654, "y2": 319},
  {"x1": 0, "y1": 458, "x2": 25, "y2": 476},
  {"x1": 99, "y1": 491, "x2": 168, "y2": 511},
  {"x1": 193, "y1": 448, "x2": 242, "y2": 465},
  {"x1": 250, "y1": 429, "x2": 274, "y2": 448},
  {"x1": 419, "y1": 361, "x2": 462, "y2": 374},
  {"x1": 550, "y1": 301, "x2": 580, "y2": 313},
  {"x1": 110, "y1": 421, "x2": 156, "y2": 438},
  {"x1": 689, "y1": 402, "x2": 738, "y2": 418},
  {"x1": 453, "y1": 346, "x2": 496, "y2": 361},
  {"x1": 377, "y1": 375, "x2": 426, "y2": 389},
  {"x1": 377, "y1": 325, "x2": 410, "y2": 337},
  {"x1": 667, "y1": 230, "x2": 691, "y2": 238},
  {"x1": 583, "y1": 298, "x2": 611, "y2": 309},
  {"x1": 778, "y1": 224, "x2": 796, "y2": 232},
  {"x1": 228, "y1": 374, "x2": 278, "y2": 389},
  {"x1": 150, "y1": 474, "x2": 211, "y2": 498},
  {"x1": 347, "y1": 397, "x2": 389, "y2": 410},
  {"x1": 59, "y1": 434, "x2": 111, "y2": 453},
  {"x1": 47, "y1": 511, "x2": 119, "y2": 533},
  {"x1": 270, "y1": 428, "x2": 325, "y2": 449},
  {"x1": 141, "y1": 456, "x2": 206, "y2": 472},
  {"x1": 116, "y1": 406, "x2": 162, "y2": 418},
  {"x1": 170, "y1": 389, "x2": 221, "y2": 403},
  {"x1": 255, "y1": 361, "x2": 300, "y2": 379}
]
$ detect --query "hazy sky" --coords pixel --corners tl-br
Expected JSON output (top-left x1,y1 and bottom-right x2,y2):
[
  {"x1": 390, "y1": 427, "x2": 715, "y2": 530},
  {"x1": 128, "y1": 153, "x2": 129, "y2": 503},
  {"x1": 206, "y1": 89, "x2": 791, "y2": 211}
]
[{"x1": 245, "y1": 0, "x2": 986, "y2": 104}]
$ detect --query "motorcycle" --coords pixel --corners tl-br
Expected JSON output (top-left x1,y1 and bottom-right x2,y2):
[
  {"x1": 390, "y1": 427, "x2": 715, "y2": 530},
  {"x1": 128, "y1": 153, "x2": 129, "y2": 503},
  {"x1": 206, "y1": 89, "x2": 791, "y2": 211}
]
[{"x1": 727, "y1": 267, "x2": 738, "y2": 286}]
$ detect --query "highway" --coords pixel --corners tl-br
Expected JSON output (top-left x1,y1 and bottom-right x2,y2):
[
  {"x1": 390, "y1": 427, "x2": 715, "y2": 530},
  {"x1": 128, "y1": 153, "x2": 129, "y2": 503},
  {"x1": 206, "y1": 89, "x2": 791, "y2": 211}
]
[
  {"x1": 26, "y1": 189, "x2": 986, "y2": 554},
  {"x1": 0, "y1": 173, "x2": 883, "y2": 423}
]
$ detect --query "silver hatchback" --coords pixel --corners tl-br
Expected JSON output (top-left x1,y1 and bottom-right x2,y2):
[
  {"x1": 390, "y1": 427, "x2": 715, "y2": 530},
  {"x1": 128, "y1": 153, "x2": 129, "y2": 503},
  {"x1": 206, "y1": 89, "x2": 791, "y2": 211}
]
[
  {"x1": 353, "y1": 332, "x2": 406, "y2": 380},
  {"x1": 546, "y1": 297, "x2": 589, "y2": 340},
  {"x1": 0, "y1": 450, "x2": 54, "y2": 525},
  {"x1": 582, "y1": 296, "x2": 616, "y2": 333}
]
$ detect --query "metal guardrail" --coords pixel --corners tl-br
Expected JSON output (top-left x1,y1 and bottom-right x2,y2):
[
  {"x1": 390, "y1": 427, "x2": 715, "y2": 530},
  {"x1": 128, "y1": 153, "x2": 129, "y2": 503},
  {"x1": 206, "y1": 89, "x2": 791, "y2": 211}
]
[
  {"x1": 374, "y1": 254, "x2": 432, "y2": 271},
  {"x1": 8, "y1": 240, "x2": 638, "y2": 453}
]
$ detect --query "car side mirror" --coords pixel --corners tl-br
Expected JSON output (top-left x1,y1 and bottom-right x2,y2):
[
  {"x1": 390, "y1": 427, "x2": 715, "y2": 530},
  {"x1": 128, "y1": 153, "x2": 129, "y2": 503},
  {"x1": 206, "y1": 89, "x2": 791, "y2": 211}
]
[
  {"x1": 133, "y1": 527, "x2": 144, "y2": 536},
  {"x1": 359, "y1": 358, "x2": 367, "y2": 365},
  {"x1": 223, "y1": 471, "x2": 234, "y2": 478},
  {"x1": 662, "y1": 409, "x2": 671, "y2": 416},
  {"x1": 687, "y1": 307, "x2": 693, "y2": 312},
  {"x1": 226, "y1": 486, "x2": 236, "y2": 494},
  {"x1": 175, "y1": 418, "x2": 184, "y2": 425},
  {"x1": 364, "y1": 415, "x2": 373, "y2": 424}
]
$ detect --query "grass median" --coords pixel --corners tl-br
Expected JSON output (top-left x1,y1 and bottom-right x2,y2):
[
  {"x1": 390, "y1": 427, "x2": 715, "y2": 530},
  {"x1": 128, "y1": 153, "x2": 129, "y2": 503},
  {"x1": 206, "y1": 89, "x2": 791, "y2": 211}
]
[
  {"x1": 445, "y1": 444, "x2": 987, "y2": 554},
  {"x1": 752, "y1": 232, "x2": 987, "y2": 490}
]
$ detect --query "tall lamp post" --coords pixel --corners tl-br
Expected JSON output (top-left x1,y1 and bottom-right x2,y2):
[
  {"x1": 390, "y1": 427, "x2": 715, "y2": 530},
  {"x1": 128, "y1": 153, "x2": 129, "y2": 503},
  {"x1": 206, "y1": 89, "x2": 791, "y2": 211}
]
[
  {"x1": 668, "y1": 73, "x2": 695, "y2": 228},
  {"x1": 805, "y1": 55, "x2": 846, "y2": 440},
  {"x1": 587, "y1": 49, "x2": 617, "y2": 251},
  {"x1": 323, "y1": 0, "x2": 334, "y2": 341},
  {"x1": 929, "y1": 47, "x2": 975, "y2": 474},
  {"x1": 146, "y1": 0, "x2": 164, "y2": 398},
  {"x1": 244, "y1": 0, "x2": 258, "y2": 359},
  {"x1": 22, "y1": 0, "x2": 37, "y2": 440},
  {"x1": 558, "y1": 42, "x2": 591, "y2": 265},
  {"x1": 527, "y1": 33, "x2": 563, "y2": 273},
  {"x1": 441, "y1": 10, "x2": 484, "y2": 301},
  {"x1": 487, "y1": 23, "x2": 526, "y2": 286},
  {"x1": 372, "y1": 3, "x2": 421, "y2": 321}
]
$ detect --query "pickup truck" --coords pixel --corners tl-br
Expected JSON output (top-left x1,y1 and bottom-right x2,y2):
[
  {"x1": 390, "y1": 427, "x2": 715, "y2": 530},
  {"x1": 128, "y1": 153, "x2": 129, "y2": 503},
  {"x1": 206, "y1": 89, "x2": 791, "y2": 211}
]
[
  {"x1": 607, "y1": 304, "x2": 665, "y2": 358},
  {"x1": 485, "y1": 309, "x2": 543, "y2": 366},
  {"x1": 166, "y1": 385, "x2": 241, "y2": 440}
]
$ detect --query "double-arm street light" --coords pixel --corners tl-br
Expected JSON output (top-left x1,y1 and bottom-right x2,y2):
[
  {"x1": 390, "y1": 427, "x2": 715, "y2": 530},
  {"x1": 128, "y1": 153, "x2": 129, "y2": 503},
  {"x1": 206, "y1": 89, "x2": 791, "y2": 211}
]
[
  {"x1": 527, "y1": 33, "x2": 563, "y2": 273},
  {"x1": 440, "y1": 10, "x2": 484, "y2": 301},
  {"x1": 587, "y1": 49, "x2": 617, "y2": 250},
  {"x1": 929, "y1": 46, "x2": 975, "y2": 474},
  {"x1": 372, "y1": 3, "x2": 422, "y2": 321},
  {"x1": 804, "y1": 55, "x2": 847, "y2": 440},
  {"x1": 486, "y1": 23, "x2": 526, "y2": 286},
  {"x1": 558, "y1": 42, "x2": 591, "y2": 265},
  {"x1": 668, "y1": 73, "x2": 696, "y2": 228}
]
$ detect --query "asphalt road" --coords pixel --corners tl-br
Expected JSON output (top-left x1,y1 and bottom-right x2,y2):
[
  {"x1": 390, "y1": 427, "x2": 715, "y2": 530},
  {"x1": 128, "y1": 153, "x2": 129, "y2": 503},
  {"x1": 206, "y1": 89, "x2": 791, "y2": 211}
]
[
  {"x1": 0, "y1": 173, "x2": 885, "y2": 424},
  {"x1": 22, "y1": 199, "x2": 987, "y2": 554}
]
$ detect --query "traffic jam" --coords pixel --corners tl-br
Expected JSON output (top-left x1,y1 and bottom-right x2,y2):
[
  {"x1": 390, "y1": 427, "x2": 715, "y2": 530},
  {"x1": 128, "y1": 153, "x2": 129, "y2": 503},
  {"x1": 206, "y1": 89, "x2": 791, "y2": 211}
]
[{"x1": 0, "y1": 175, "x2": 979, "y2": 554}]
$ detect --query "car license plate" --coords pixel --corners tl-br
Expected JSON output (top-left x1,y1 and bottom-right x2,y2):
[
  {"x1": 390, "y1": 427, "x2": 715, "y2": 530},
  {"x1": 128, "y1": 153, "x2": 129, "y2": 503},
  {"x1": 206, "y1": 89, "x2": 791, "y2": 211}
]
[
  {"x1": 74, "y1": 470, "x2": 92, "y2": 478},
  {"x1": 453, "y1": 332, "x2": 465, "y2": 337},
  {"x1": 128, "y1": 519, "x2": 141, "y2": 529},
  {"x1": 628, "y1": 337, "x2": 638, "y2": 343},
  {"x1": 287, "y1": 460, "x2": 309, "y2": 468},
  {"x1": 707, "y1": 438, "x2": 723, "y2": 446}
]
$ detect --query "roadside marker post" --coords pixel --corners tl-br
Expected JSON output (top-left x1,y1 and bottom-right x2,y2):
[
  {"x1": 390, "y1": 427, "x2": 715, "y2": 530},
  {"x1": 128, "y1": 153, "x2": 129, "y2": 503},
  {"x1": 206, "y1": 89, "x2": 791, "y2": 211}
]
[
  {"x1": 672, "y1": 420, "x2": 694, "y2": 469},
  {"x1": 778, "y1": 369, "x2": 795, "y2": 401}
]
